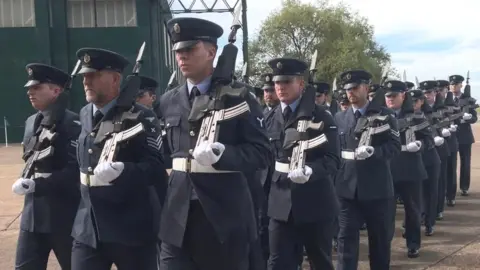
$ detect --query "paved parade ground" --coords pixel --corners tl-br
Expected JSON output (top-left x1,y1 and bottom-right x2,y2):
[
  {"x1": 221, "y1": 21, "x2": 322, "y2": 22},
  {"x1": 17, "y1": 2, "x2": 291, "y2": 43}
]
[{"x1": 1, "y1": 126, "x2": 480, "y2": 269}]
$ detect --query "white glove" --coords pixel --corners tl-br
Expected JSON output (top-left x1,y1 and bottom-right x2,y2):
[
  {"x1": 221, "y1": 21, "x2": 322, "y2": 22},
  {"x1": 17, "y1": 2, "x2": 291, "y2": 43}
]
[
  {"x1": 406, "y1": 141, "x2": 422, "y2": 152},
  {"x1": 12, "y1": 178, "x2": 35, "y2": 195},
  {"x1": 355, "y1": 146, "x2": 374, "y2": 160},
  {"x1": 441, "y1": 128, "x2": 451, "y2": 137},
  {"x1": 434, "y1": 136, "x2": 444, "y2": 146},
  {"x1": 449, "y1": 124, "x2": 457, "y2": 132},
  {"x1": 92, "y1": 162, "x2": 125, "y2": 186},
  {"x1": 463, "y1": 113, "x2": 472, "y2": 120},
  {"x1": 288, "y1": 165, "x2": 312, "y2": 184},
  {"x1": 192, "y1": 141, "x2": 225, "y2": 166}
]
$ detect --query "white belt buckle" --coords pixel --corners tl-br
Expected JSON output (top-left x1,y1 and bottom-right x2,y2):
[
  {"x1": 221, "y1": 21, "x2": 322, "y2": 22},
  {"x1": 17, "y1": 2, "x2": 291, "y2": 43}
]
[
  {"x1": 274, "y1": 161, "x2": 290, "y2": 173},
  {"x1": 341, "y1": 151, "x2": 356, "y2": 160}
]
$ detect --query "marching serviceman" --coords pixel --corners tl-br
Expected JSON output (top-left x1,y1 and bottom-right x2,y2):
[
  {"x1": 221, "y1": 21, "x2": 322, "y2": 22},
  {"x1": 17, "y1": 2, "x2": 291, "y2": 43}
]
[
  {"x1": 262, "y1": 73, "x2": 280, "y2": 113},
  {"x1": 412, "y1": 83, "x2": 441, "y2": 236},
  {"x1": 263, "y1": 57, "x2": 340, "y2": 270},
  {"x1": 449, "y1": 74, "x2": 477, "y2": 196},
  {"x1": 334, "y1": 70, "x2": 400, "y2": 270},
  {"x1": 71, "y1": 48, "x2": 167, "y2": 270},
  {"x1": 443, "y1": 91, "x2": 461, "y2": 207},
  {"x1": 13, "y1": 64, "x2": 81, "y2": 270},
  {"x1": 157, "y1": 17, "x2": 271, "y2": 270},
  {"x1": 434, "y1": 81, "x2": 453, "y2": 215},
  {"x1": 385, "y1": 80, "x2": 429, "y2": 258}
]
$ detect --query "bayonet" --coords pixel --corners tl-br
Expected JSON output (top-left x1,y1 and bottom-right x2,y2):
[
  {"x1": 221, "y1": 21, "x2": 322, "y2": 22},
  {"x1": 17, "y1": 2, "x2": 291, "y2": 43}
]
[
  {"x1": 403, "y1": 70, "x2": 407, "y2": 82},
  {"x1": 415, "y1": 76, "x2": 420, "y2": 89},
  {"x1": 167, "y1": 71, "x2": 177, "y2": 90},
  {"x1": 132, "y1": 41, "x2": 146, "y2": 74},
  {"x1": 332, "y1": 78, "x2": 337, "y2": 92},
  {"x1": 466, "y1": 70, "x2": 470, "y2": 85}
]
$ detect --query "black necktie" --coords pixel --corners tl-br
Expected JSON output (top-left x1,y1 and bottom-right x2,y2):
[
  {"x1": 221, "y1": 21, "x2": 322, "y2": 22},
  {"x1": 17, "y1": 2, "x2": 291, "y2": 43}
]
[
  {"x1": 354, "y1": 110, "x2": 362, "y2": 120},
  {"x1": 189, "y1": 86, "x2": 201, "y2": 106},
  {"x1": 93, "y1": 110, "x2": 103, "y2": 127},
  {"x1": 283, "y1": 106, "x2": 292, "y2": 121},
  {"x1": 454, "y1": 97, "x2": 459, "y2": 104}
]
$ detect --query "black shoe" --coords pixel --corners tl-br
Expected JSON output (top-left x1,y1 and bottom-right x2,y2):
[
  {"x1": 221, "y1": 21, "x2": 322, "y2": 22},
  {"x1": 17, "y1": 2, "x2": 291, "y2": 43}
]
[
  {"x1": 408, "y1": 248, "x2": 420, "y2": 258},
  {"x1": 436, "y1": 212, "x2": 444, "y2": 220},
  {"x1": 360, "y1": 223, "x2": 367, "y2": 230},
  {"x1": 461, "y1": 190, "x2": 469, "y2": 196},
  {"x1": 447, "y1": 199, "x2": 456, "y2": 207},
  {"x1": 425, "y1": 226, "x2": 435, "y2": 236}
]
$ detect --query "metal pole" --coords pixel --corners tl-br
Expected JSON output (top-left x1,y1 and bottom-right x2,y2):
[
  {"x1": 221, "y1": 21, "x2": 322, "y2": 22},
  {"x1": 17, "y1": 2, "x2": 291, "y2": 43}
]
[
  {"x1": 241, "y1": 0, "x2": 249, "y2": 82},
  {"x1": 4, "y1": 117, "x2": 8, "y2": 147}
]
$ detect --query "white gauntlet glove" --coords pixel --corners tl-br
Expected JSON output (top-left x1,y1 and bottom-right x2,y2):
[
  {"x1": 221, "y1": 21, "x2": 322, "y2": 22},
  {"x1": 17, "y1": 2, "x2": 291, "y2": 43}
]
[
  {"x1": 463, "y1": 113, "x2": 473, "y2": 120},
  {"x1": 12, "y1": 178, "x2": 35, "y2": 195},
  {"x1": 92, "y1": 162, "x2": 125, "y2": 186},
  {"x1": 406, "y1": 141, "x2": 422, "y2": 152},
  {"x1": 441, "y1": 128, "x2": 451, "y2": 137},
  {"x1": 355, "y1": 146, "x2": 374, "y2": 160},
  {"x1": 288, "y1": 165, "x2": 312, "y2": 184},
  {"x1": 449, "y1": 124, "x2": 457, "y2": 132},
  {"x1": 434, "y1": 136, "x2": 444, "y2": 146},
  {"x1": 192, "y1": 141, "x2": 225, "y2": 166}
]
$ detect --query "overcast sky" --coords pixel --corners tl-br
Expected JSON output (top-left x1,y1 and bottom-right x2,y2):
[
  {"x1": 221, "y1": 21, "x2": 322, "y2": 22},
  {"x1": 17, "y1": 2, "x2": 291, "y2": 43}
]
[{"x1": 171, "y1": 0, "x2": 479, "y2": 98}]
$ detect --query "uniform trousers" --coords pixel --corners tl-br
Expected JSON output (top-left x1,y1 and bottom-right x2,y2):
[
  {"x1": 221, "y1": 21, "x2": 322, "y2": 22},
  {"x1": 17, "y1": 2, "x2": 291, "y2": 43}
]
[
  {"x1": 446, "y1": 151, "x2": 458, "y2": 200},
  {"x1": 159, "y1": 200, "x2": 250, "y2": 270},
  {"x1": 336, "y1": 197, "x2": 395, "y2": 270},
  {"x1": 395, "y1": 181, "x2": 422, "y2": 250},
  {"x1": 423, "y1": 163, "x2": 440, "y2": 228},
  {"x1": 459, "y1": 144, "x2": 472, "y2": 191},
  {"x1": 71, "y1": 240, "x2": 157, "y2": 270},
  {"x1": 437, "y1": 154, "x2": 449, "y2": 214},
  {"x1": 268, "y1": 217, "x2": 334, "y2": 270},
  {"x1": 15, "y1": 230, "x2": 73, "y2": 270}
]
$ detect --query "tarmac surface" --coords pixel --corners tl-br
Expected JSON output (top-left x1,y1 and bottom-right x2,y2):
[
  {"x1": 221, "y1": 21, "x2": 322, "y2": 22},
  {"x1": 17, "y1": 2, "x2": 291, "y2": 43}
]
[{"x1": 1, "y1": 125, "x2": 480, "y2": 269}]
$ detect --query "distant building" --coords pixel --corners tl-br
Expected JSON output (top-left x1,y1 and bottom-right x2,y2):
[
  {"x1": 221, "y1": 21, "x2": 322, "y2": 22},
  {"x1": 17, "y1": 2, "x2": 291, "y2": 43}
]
[{"x1": 0, "y1": 0, "x2": 180, "y2": 142}]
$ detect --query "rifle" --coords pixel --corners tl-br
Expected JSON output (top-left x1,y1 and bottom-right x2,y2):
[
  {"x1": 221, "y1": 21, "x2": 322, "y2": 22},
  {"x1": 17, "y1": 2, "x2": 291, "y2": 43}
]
[
  {"x1": 20, "y1": 61, "x2": 82, "y2": 188},
  {"x1": 354, "y1": 82, "x2": 391, "y2": 147},
  {"x1": 95, "y1": 42, "x2": 146, "y2": 165},
  {"x1": 191, "y1": 4, "x2": 251, "y2": 156},
  {"x1": 282, "y1": 50, "x2": 328, "y2": 172}
]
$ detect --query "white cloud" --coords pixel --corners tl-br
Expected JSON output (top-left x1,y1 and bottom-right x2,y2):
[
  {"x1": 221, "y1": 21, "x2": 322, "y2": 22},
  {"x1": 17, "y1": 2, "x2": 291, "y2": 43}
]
[{"x1": 172, "y1": 0, "x2": 480, "y2": 98}]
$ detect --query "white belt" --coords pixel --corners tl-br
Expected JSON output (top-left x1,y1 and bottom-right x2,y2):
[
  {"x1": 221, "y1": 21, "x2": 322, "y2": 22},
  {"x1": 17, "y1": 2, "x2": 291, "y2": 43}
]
[
  {"x1": 172, "y1": 158, "x2": 236, "y2": 173},
  {"x1": 341, "y1": 151, "x2": 356, "y2": 160},
  {"x1": 34, "y1": 172, "x2": 52, "y2": 178},
  {"x1": 401, "y1": 145, "x2": 408, "y2": 151},
  {"x1": 80, "y1": 172, "x2": 100, "y2": 186},
  {"x1": 274, "y1": 161, "x2": 290, "y2": 173},
  {"x1": 460, "y1": 119, "x2": 466, "y2": 124}
]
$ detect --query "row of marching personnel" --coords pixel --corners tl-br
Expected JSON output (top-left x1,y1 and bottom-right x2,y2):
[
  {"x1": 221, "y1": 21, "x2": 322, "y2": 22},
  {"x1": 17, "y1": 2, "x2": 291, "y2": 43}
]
[{"x1": 11, "y1": 16, "x2": 477, "y2": 270}]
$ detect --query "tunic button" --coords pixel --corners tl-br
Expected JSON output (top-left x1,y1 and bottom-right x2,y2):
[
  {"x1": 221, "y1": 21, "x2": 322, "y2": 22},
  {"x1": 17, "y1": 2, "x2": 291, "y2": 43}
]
[
  {"x1": 90, "y1": 132, "x2": 95, "y2": 137},
  {"x1": 189, "y1": 130, "x2": 195, "y2": 137},
  {"x1": 88, "y1": 167, "x2": 93, "y2": 172},
  {"x1": 189, "y1": 149, "x2": 194, "y2": 155},
  {"x1": 166, "y1": 123, "x2": 170, "y2": 127},
  {"x1": 88, "y1": 149, "x2": 93, "y2": 154},
  {"x1": 269, "y1": 137, "x2": 273, "y2": 141}
]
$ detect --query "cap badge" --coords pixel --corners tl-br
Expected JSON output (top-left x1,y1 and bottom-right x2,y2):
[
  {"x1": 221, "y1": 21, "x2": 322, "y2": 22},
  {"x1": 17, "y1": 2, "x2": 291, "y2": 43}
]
[
  {"x1": 83, "y1": 54, "x2": 91, "y2": 63},
  {"x1": 27, "y1": 68, "x2": 33, "y2": 76},
  {"x1": 346, "y1": 73, "x2": 351, "y2": 80},
  {"x1": 387, "y1": 82, "x2": 392, "y2": 88},
  {"x1": 276, "y1": 62, "x2": 282, "y2": 69},
  {"x1": 173, "y1": 23, "x2": 181, "y2": 34},
  {"x1": 411, "y1": 92, "x2": 414, "y2": 96},
  {"x1": 452, "y1": 76, "x2": 456, "y2": 80},
  {"x1": 265, "y1": 75, "x2": 271, "y2": 82},
  {"x1": 424, "y1": 82, "x2": 427, "y2": 86}
]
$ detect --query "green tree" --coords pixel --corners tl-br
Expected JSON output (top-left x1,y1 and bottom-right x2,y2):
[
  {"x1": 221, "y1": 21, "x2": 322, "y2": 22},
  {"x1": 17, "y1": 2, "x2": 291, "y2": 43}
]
[{"x1": 247, "y1": 0, "x2": 396, "y2": 89}]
